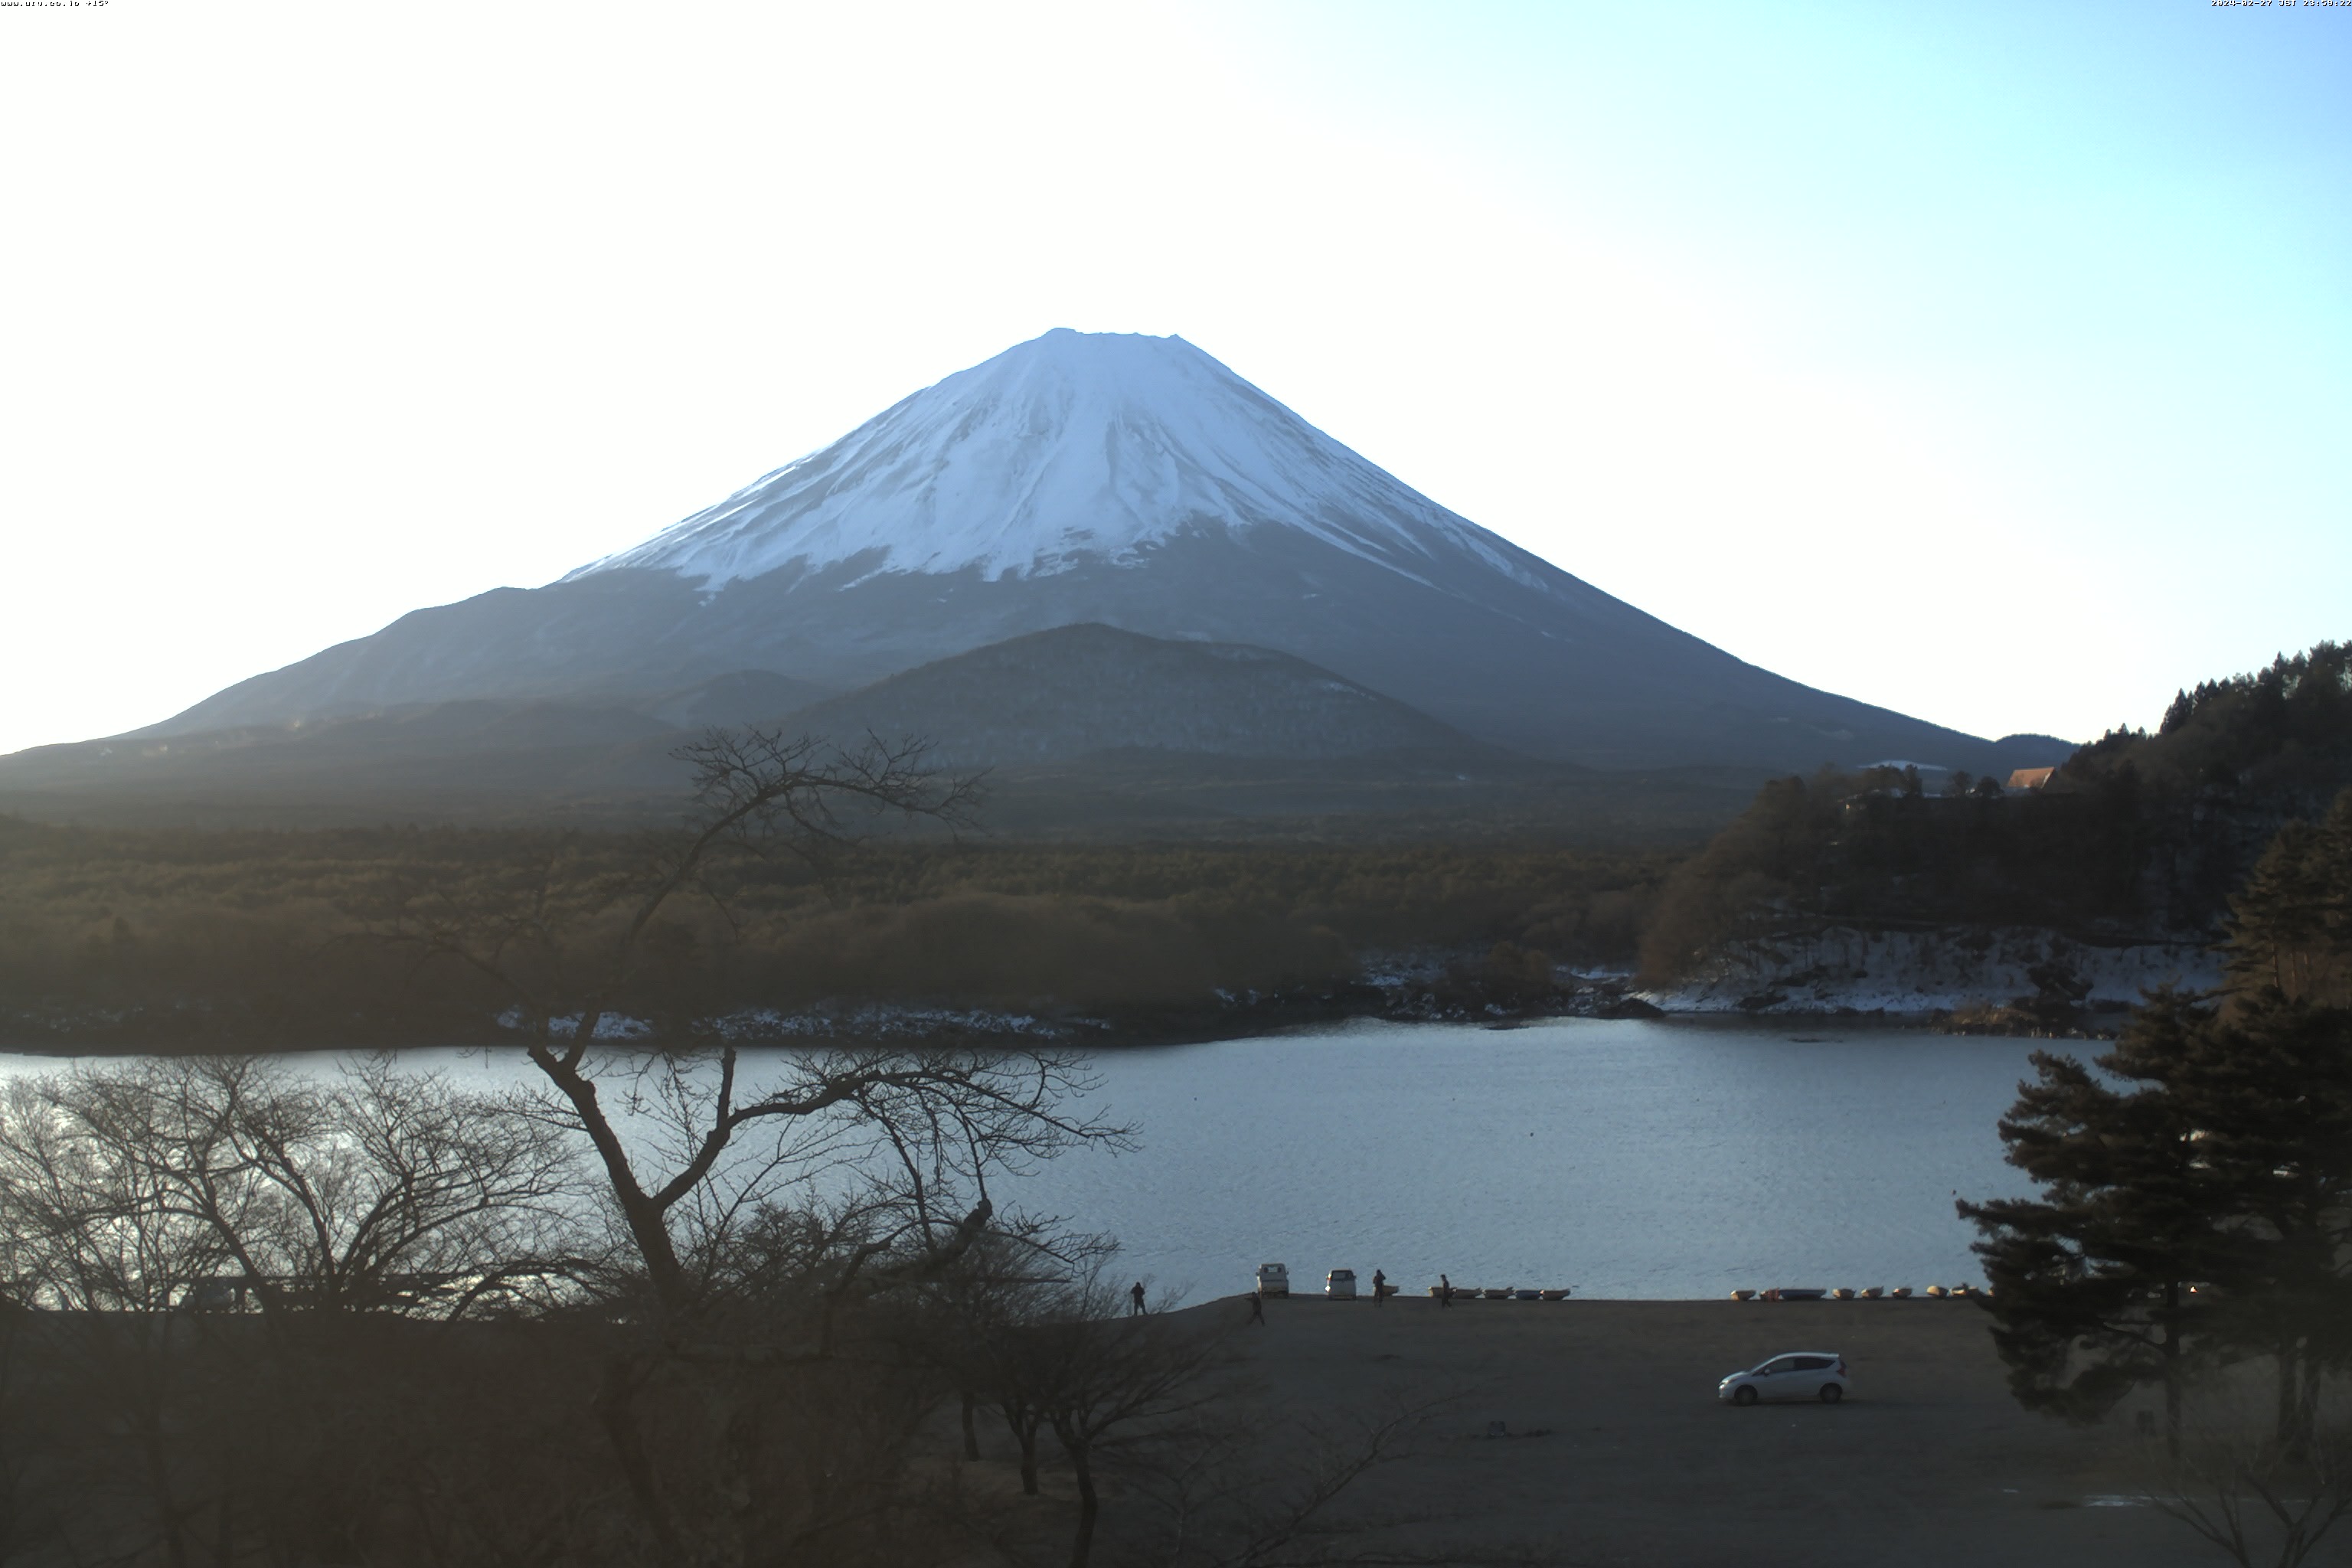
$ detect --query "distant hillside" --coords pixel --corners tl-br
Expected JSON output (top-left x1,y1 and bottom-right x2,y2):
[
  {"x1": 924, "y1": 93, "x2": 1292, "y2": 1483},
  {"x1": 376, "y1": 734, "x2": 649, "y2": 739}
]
[
  {"x1": 778, "y1": 623, "x2": 1487, "y2": 766},
  {"x1": 2053, "y1": 641, "x2": 2352, "y2": 920},
  {"x1": 1638, "y1": 640, "x2": 2352, "y2": 978},
  {"x1": 633, "y1": 669, "x2": 838, "y2": 730},
  {"x1": 2, "y1": 626, "x2": 1746, "y2": 838},
  {"x1": 0, "y1": 699, "x2": 684, "y2": 807}
]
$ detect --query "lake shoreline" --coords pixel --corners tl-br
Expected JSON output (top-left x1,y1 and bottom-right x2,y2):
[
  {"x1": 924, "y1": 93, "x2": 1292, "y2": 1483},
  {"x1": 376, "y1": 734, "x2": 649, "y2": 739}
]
[
  {"x1": 7, "y1": 1018, "x2": 2056, "y2": 1299},
  {"x1": 0, "y1": 975, "x2": 2128, "y2": 1057},
  {"x1": 5, "y1": 925, "x2": 2191, "y2": 1054},
  {"x1": 0, "y1": 990, "x2": 2109, "y2": 1057}
]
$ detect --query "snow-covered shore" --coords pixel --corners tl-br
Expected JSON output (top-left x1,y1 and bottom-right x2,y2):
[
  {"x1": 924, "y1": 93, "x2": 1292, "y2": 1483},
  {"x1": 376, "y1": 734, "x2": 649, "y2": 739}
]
[
  {"x1": 8, "y1": 927, "x2": 2226, "y2": 1054},
  {"x1": 1633, "y1": 925, "x2": 2220, "y2": 1021}
]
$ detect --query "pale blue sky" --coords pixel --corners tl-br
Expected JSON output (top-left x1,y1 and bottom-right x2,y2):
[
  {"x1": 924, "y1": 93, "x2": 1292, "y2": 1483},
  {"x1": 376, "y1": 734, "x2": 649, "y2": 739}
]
[
  {"x1": 0, "y1": 0, "x2": 2343, "y2": 754},
  {"x1": 1211, "y1": 0, "x2": 2352, "y2": 726}
]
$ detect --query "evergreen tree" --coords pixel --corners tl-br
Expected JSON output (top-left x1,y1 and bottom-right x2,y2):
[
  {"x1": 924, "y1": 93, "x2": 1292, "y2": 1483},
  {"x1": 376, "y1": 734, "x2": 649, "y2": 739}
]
[
  {"x1": 2224, "y1": 790, "x2": 2352, "y2": 1005},
  {"x1": 1968, "y1": 802, "x2": 2352, "y2": 1454},
  {"x1": 2161, "y1": 689, "x2": 2194, "y2": 735},
  {"x1": 1961, "y1": 989, "x2": 2226, "y2": 1456},
  {"x1": 2174, "y1": 988, "x2": 2352, "y2": 1450}
]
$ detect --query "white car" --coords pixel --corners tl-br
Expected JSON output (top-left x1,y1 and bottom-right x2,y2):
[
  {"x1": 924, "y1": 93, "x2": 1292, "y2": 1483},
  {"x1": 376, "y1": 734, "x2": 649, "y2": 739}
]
[
  {"x1": 1325, "y1": 1268, "x2": 1358, "y2": 1300},
  {"x1": 1256, "y1": 1263, "x2": 1290, "y2": 1297},
  {"x1": 1718, "y1": 1351, "x2": 1849, "y2": 1406}
]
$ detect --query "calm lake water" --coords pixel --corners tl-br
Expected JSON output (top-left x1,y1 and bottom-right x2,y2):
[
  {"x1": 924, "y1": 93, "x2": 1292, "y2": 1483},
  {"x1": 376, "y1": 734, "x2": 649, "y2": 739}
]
[
  {"x1": 1011, "y1": 1017, "x2": 2051, "y2": 1301},
  {"x1": 0, "y1": 1016, "x2": 2064, "y2": 1300}
]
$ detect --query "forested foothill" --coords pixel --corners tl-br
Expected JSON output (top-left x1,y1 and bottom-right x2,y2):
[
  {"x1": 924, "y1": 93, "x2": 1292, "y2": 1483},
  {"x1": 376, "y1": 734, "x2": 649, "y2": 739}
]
[
  {"x1": 5, "y1": 642, "x2": 2344, "y2": 1050},
  {"x1": 0, "y1": 814, "x2": 1674, "y2": 1051},
  {"x1": 1638, "y1": 642, "x2": 2352, "y2": 1004}
]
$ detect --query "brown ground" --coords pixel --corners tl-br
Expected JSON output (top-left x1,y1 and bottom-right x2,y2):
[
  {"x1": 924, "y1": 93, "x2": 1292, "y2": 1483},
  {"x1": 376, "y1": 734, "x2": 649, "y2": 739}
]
[{"x1": 1194, "y1": 1292, "x2": 2226, "y2": 1566}]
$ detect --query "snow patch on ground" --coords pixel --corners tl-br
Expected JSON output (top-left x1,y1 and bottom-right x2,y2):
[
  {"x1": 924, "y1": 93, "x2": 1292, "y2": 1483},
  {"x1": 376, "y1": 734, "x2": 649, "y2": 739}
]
[
  {"x1": 710, "y1": 1005, "x2": 1086, "y2": 1043},
  {"x1": 1641, "y1": 927, "x2": 2221, "y2": 1016},
  {"x1": 1354, "y1": 950, "x2": 1455, "y2": 990},
  {"x1": 492, "y1": 1002, "x2": 1093, "y2": 1045},
  {"x1": 495, "y1": 1007, "x2": 656, "y2": 1040}
]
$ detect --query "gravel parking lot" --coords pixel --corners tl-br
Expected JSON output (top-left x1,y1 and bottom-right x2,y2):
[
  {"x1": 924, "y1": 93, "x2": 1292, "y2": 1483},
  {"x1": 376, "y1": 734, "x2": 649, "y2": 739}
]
[{"x1": 1204, "y1": 1293, "x2": 2226, "y2": 1566}]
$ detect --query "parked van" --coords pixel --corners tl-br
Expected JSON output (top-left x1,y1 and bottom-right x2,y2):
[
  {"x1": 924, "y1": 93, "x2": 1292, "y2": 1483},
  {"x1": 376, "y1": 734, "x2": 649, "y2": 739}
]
[
  {"x1": 1256, "y1": 1263, "x2": 1290, "y2": 1297},
  {"x1": 1325, "y1": 1268, "x2": 1358, "y2": 1300}
]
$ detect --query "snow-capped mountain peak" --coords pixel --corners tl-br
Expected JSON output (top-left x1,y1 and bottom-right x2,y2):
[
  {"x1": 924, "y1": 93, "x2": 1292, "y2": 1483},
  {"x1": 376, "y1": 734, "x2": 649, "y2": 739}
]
[
  {"x1": 114, "y1": 327, "x2": 2048, "y2": 780},
  {"x1": 564, "y1": 328, "x2": 1532, "y2": 590}
]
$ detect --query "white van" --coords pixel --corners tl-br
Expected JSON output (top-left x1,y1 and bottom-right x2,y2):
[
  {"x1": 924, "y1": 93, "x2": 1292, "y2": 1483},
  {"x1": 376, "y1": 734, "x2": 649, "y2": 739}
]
[
  {"x1": 1325, "y1": 1268, "x2": 1358, "y2": 1300},
  {"x1": 1256, "y1": 1263, "x2": 1290, "y2": 1297}
]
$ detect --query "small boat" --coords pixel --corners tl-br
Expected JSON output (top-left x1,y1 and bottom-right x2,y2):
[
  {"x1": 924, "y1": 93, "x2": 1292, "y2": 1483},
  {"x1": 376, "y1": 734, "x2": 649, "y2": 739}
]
[
  {"x1": 1861, "y1": 1286, "x2": 1884, "y2": 1299},
  {"x1": 1539, "y1": 1288, "x2": 1570, "y2": 1301},
  {"x1": 1890, "y1": 1287, "x2": 1913, "y2": 1298},
  {"x1": 1514, "y1": 1289, "x2": 1541, "y2": 1301},
  {"x1": 1926, "y1": 1285, "x2": 1949, "y2": 1298},
  {"x1": 1730, "y1": 1289, "x2": 1757, "y2": 1302},
  {"x1": 1483, "y1": 1287, "x2": 1512, "y2": 1300},
  {"x1": 1772, "y1": 1288, "x2": 1828, "y2": 1302},
  {"x1": 1831, "y1": 1288, "x2": 1855, "y2": 1300}
]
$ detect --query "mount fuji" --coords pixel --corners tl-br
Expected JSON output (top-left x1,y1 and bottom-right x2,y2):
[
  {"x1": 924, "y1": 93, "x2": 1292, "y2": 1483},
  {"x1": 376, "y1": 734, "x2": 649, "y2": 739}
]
[{"x1": 120, "y1": 330, "x2": 2054, "y2": 777}]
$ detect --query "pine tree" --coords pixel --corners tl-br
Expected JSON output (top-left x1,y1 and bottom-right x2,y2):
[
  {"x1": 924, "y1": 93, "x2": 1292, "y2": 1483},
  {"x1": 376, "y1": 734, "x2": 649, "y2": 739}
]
[
  {"x1": 2223, "y1": 790, "x2": 2352, "y2": 1005},
  {"x1": 2175, "y1": 988, "x2": 2352, "y2": 1450},
  {"x1": 2161, "y1": 689, "x2": 2194, "y2": 735},
  {"x1": 1961, "y1": 990, "x2": 2227, "y2": 1456}
]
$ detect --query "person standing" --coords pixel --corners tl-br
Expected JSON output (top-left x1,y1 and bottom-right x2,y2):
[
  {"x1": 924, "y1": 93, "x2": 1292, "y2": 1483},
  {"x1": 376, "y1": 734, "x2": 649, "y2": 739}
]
[
  {"x1": 1247, "y1": 1288, "x2": 1266, "y2": 1325},
  {"x1": 1129, "y1": 1280, "x2": 1147, "y2": 1317},
  {"x1": 1371, "y1": 1268, "x2": 1387, "y2": 1306},
  {"x1": 1439, "y1": 1272, "x2": 1453, "y2": 1308}
]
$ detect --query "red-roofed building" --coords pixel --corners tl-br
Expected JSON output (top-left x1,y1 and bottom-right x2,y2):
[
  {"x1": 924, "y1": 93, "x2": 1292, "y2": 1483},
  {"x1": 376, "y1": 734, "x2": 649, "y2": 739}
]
[{"x1": 2007, "y1": 766, "x2": 2056, "y2": 792}]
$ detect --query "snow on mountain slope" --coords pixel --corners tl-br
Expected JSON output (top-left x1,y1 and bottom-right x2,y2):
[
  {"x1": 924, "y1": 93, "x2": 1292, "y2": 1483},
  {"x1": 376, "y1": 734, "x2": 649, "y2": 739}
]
[
  {"x1": 103, "y1": 328, "x2": 2066, "y2": 779},
  {"x1": 564, "y1": 329, "x2": 1543, "y2": 594}
]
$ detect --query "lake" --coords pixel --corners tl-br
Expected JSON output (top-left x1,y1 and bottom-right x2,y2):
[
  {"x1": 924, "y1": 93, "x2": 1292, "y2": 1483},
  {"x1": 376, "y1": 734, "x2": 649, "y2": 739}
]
[
  {"x1": 1014, "y1": 1016, "x2": 2054, "y2": 1301},
  {"x1": 0, "y1": 1016, "x2": 2067, "y2": 1301}
]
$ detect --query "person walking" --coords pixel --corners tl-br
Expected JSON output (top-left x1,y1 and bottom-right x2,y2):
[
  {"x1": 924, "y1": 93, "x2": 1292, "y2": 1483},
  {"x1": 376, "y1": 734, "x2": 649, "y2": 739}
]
[
  {"x1": 1371, "y1": 1268, "x2": 1387, "y2": 1306},
  {"x1": 1129, "y1": 1280, "x2": 1147, "y2": 1317},
  {"x1": 1439, "y1": 1272, "x2": 1453, "y2": 1308},
  {"x1": 1247, "y1": 1288, "x2": 1266, "y2": 1325}
]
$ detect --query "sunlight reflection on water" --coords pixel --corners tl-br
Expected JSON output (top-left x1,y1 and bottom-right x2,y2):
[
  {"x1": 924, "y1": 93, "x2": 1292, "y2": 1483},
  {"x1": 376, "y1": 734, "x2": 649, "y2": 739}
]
[
  {"x1": 0, "y1": 1016, "x2": 2057, "y2": 1301},
  {"x1": 1004, "y1": 1017, "x2": 2050, "y2": 1302}
]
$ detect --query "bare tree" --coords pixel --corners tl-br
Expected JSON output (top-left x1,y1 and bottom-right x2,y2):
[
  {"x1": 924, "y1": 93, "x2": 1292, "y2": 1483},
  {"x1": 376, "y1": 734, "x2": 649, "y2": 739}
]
[
  {"x1": 892, "y1": 1220, "x2": 1120, "y2": 1494},
  {"x1": 0, "y1": 1076, "x2": 227, "y2": 1566},
  {"x1": 969, "y1": 1277, "x2": 1478, "y2": 1568},
  {"x1": 975, "y1": 1271, "x2": 1231, "y2": 1568},
  {"x1": 370, "y1": 730, "x2": 1084, "y2": 1317},
  {"x1": 0, "y1": 1058, "x2": 597, "y2": 1566},
  {"x1": 2145, "y1": 1424, "x2": 2352, "y2": 1568},
  {"x1": 372, "y1": 729, "x2": 1129, "y2": 1336},
  {"x1": 8, "y1": 1055, "x2": 586, "y2": 1318},
  {"x1": 369, "y1": 728, "x2": 1142, "y2": 1563},
  {"x1": 381, "y1": 727, "x2": 982, "y2": 1054}
]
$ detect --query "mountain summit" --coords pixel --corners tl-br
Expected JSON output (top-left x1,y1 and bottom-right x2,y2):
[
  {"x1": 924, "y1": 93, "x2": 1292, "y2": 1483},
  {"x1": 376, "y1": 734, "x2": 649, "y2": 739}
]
[
  {"x1": 139, "y1": 330, "x2": 2057, "y2": 775},
  {"x1": 567, "y1": 330, "x2": 1541, "y2": 593}
]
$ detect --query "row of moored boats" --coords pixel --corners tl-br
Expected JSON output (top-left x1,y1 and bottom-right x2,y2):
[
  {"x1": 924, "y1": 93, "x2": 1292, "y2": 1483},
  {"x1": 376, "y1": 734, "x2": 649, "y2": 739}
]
[{"x1": 1732, "y1": 1285, "x2": 1985, "y2": 1301}]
